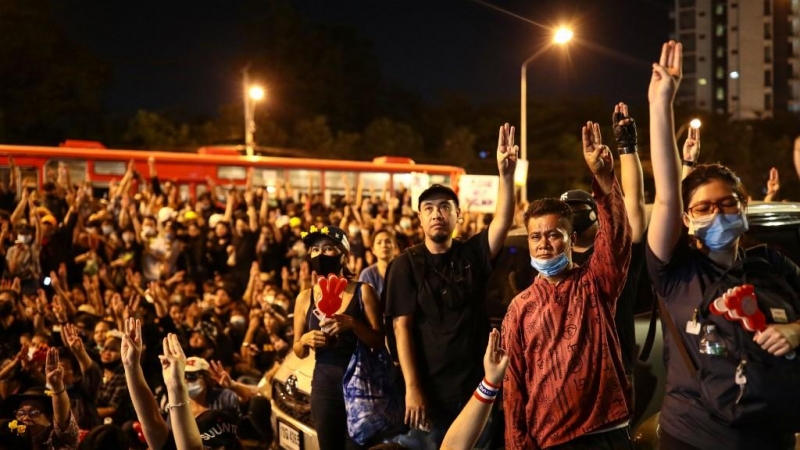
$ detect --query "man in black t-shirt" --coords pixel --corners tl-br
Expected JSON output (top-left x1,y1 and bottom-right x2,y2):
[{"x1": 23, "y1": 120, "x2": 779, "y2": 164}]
[{"x1": 385, "y1": 123, "x2": 518, "y2": 448}]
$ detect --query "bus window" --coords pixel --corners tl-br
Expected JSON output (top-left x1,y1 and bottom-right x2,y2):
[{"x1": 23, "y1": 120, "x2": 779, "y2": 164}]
[
  {"x1": 286, "y1": 169, "x2": 318, "y2": 193},
  {"x1": 217, "y1": 166, "x2": 247, "y2": 181},
  {"x1": 430, "y1": 174, "x2": 451, "y2": 186},
  {"x1": 393, "y1": 173, "x2": 412, "y2": 192},
  {"x1": 93, "y1": 161, "x2": 127, "y2": 176},
  {"x1": 178, "y1": 184, "x2": 190, "y2": 202},
  {"x1": 253, "y1": 169, "x2": 284, "y2": 188},
  {"x1": 196, "y1": 184, "x2": 208, "y2": 198},
  {"x1": 45, "y1": 160, "x2": 86, "y2": 185},
  {"x1": 359, "y1": 172, "x2": 391, "y2": 197},
  {"x1": 0, "y1": 166, "x2": 38, "y2": 191},
  {"x1": 324, "y1": 171, "x2": 356, "y2": 195}
]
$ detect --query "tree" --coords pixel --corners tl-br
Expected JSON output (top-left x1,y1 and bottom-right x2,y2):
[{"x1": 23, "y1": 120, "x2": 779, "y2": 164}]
[
  {"x1": 362, "y1": 118, "x2": 424, "y2": 160},
  {"x1": 123, "y1": 110, "x2": 192, "y2": 150}
]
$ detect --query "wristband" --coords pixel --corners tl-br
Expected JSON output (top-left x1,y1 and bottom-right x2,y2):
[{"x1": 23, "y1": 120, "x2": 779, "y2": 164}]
[
  {"x1": 618, "y1": 145, "x2": 638, "y2": 155},
  {"x1": 473, "y1": 378, "x2": 500, "y2": 404},
  {"x1": 167, "y1": 400, "x2": 189, "y2": 409},
  {"x1": 682, "y1": 160, "x2": 696, "y2": 167}
]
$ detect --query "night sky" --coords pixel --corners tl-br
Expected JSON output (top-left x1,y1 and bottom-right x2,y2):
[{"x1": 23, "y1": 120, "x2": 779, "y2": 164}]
[{"x1": 52, "y1": 0, "x2": 672, "y2": 116}]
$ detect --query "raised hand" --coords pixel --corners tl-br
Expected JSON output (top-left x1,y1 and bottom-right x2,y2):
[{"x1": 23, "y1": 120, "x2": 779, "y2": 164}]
[
  {"x1": 612, "y1": 103, "x2": 637, "y2": 154},
  {"x1": 208, "y1": 360, "x2": 233, "y2": 389},
  {"x1": 45, "y1": 347, "x2": 64, "y2": 392},
  {"x1": 52, "y1": 296, "x2": 67, "y2": 324},
  {"x1": 649, "y1": 40, "x2": 683, "y2": 103},
  {"x1": 483, "y1": 329, "x2": 510, "y2": 385},
  {"x1": 683, "y1": 126, "x2": 700, "y2": 162},
  {"x1": 121, "y1": 317, "x2": 143, "y2": 369},
  {"x1": 159, "y1": 333, "x2": 186, "y2": 390},
  {"x1": 765, "y1": 167, "x2": 780, "y2": 201},
  {"x1": 582, "y1": 122, "x2": 614, "y2": 178},
  {"x1": 316, "y1": 274, "x2": 347, "y2": 317},
  {"x1": 496, "y1": 123, "x2": 518, "y2": 179},
  {"x1": 61, "y1": 323, "x2": 86, "y2": 357}
]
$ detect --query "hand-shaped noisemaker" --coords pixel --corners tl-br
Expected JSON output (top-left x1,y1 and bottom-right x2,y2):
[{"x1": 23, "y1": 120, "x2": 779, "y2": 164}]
[
  {"x1": 709, "y1": 284, "x2": 795, "y2": 359},
  {"x1": 313, "y1": 274, "x2": 348, "y2": 324}
]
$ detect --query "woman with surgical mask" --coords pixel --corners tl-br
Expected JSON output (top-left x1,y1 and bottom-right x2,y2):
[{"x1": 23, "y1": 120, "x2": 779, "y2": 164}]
[
  {"x1": 292, "y1": 225, "x2": 384, "y2": 450},
  {"x1": 647, "y1": 41, "x2": 800, "y2": 449}
]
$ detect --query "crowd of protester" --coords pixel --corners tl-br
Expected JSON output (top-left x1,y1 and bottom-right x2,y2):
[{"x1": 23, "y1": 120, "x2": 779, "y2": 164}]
[{"x1": 2, "y1": 39, "x2": 800, "y2": 450}]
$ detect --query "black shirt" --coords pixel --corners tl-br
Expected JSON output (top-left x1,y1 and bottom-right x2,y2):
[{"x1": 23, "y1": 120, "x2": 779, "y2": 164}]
[
  {"x1": 385, "y1": 230, "x2": 493, "y2": 405},
  {"x1": 572, "y1": 241, "x2": 645, "y2": 375},
  {"x1": 646, "y1": 242, "x2": 798, "y2": 449}
]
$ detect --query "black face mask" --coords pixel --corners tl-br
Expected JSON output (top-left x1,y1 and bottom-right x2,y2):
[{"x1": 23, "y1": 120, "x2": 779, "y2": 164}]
[
  {"x1": 572, "y1": 210, "x2": 597, "y2": 235},
  {"x1": 310, "y1": 254, "x2": 343, "y2": 276},
  {"x1": 0, "y1": 301, "x2": 13, "y2": 318}
]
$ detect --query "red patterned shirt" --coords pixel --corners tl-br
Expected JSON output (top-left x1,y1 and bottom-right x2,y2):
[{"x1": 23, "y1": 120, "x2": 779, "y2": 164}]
[{"x1": 502, "y1": 179, "x2": 632, "y2": 449}]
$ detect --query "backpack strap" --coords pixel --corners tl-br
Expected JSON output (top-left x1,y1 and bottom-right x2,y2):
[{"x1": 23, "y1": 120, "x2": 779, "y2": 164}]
[
  {"x1": 638, "y1": 286, "x2": 659, "y2": 362},
  {"x1": 658, "y1": 294, "x2": 698, "y2": 377},
  {"x1": 405, "y1": 244, "x2": 427, "y2": 289}
]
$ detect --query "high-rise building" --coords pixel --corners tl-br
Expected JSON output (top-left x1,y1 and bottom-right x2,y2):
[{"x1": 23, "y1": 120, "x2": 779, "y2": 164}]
[{"x1": 672, "y1": 0, "x2": 800, "y2": 119}]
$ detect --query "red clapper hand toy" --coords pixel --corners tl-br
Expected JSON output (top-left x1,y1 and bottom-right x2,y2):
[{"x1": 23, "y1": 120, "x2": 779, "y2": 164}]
[
  {"x1": 313, "y1": 274, "x2": 348, "y2": 328},
  {"x1": 709, "y1": 284, "x2": 795, "y2": 359}
]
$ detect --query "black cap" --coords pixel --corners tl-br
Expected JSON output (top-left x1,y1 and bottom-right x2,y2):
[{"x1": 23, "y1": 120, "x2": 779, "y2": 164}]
[
  {"x1": 418, "y1": 184, "x2": 459, "y2": 210},
  {"x1": 560, "y1": 189, "x2": 597, "y2": 213},
  {"x1": 301, "y1": 225, "x2": 351, "y2": 252}
]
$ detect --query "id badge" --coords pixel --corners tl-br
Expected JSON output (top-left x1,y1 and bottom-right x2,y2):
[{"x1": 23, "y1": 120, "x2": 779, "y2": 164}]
[{"x1": 686, "y1": 320, "x2": 702, "y2": 335}]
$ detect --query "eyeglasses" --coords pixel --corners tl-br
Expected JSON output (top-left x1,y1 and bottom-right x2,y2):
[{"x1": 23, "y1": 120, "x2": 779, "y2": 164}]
[
  {"x1": 14, "y1": 409, "x2": 43, "y2": 420},
  {"x1": 184, "y1": 372, "x2": 201, "y2": 382},
  {"x1": 686, "y1": 196, "x2": 743, "y2": 218}
]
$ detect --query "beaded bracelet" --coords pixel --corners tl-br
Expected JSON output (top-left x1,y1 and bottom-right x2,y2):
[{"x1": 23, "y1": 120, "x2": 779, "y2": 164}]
[{"x1": 473, "y1": 378, "x2": 500, "y2": 404}]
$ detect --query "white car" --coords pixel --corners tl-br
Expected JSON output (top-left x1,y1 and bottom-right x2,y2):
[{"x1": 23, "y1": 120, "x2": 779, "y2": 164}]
[{"x1": 269, "y1": 350, "x2": 318, "y2": 450}]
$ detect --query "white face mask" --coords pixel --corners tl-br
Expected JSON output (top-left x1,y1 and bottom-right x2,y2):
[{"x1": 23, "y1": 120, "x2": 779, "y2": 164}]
[
  {"x1": 187, "y1": 380, "x2": 204, "y2": 399},
  {"x1": 229, "y1": 316, "x2": 246, "y2": 328}
]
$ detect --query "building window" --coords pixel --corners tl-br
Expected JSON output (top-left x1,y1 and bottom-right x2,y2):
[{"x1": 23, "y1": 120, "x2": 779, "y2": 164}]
[
  {"x1": 765, "y1": 23, "x2": 772, "y2": 39},
  {"x1": 716, "y1": 46, "x2": 725, "y2": 58},
  {"x1": 765, "y1": 93, "x2": 773, "y2": 110},
  {"x1": 765, "y1": 46, "x2": 772, "y2": 63},
  {"x1": 716, "y1": 66, "x2": 725, "y2": 79},
  {"x1": 679, "y1": 0, "x2": 696, "y2": 6},
  {"x1": 680, "y1": 11, "x2": 696, "y2": 29},
  {"x1": 732, "y1": 95, "x2": 739, "y2": 101},
  {"x1": 715, "y1": 3, "x2": 725, "y2": 15},
  {"x1": 731, "y1": 26, "x2": 738, "y2": 32},
  {"x1": 716, "y1": 87, "x2": 726, "y2": 101},
  {"x1": 765, "y1": 0, "x2": 772, "y2": 15},
  {"x1": 765, "y1": 70, "x2": 773, "y2": 86},
  {"x1": 716, "y1": 24, "x2": 726, "y2": 37},
  {"x1": 680, "y1": 33, "x2": 697, "y2": 52},
  {"x1": 698, "y1": 78, "x2": 708, "y2": 85},
  {"x1": 699, "y1": 34, "x2": 706, "y2": 40},
  {"x1": 732, "y1": 48, "x2": 739, "y2": 55},
  {"x1": 699, "y1": 56, "x2": 706, "y2": 62}
]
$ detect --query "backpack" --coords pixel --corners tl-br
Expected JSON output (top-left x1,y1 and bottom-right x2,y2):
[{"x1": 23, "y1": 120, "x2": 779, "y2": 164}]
[{"x1": 647, "y1": 245, "x2": 800, "y2": 431}]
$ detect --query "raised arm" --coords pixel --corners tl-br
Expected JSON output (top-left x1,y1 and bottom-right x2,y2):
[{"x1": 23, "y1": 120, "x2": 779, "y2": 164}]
[
  {"x1": 487, "y1": 123, "x2": 517, "y2": 258},
  {"x1": 681, "y1": 125, "x2": 700, "y2": 180},
  {"x1": 44, "y1": 348, "x2": 71, "y2": 432},
  {"x1": 764, "y1": 167, "x2": 780, "y2": 202},
  {"x1": 162, "y1": 333, "x2": 203, "y2": 450},
  {"x1": 647, "y1": 41, "x2": 684, "y2": 263},
  {"x1": 613, "y1": 103, "x2": 647, "y2": 243},
  {"x1": 442, "y1": 329, "x2": 508, "y2": 450}
]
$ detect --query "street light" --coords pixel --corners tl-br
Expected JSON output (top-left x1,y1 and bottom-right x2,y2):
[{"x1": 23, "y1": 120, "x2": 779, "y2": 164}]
[
  {"x1": 243, "y1": 65, "x2": 266, "y2": 156},
  {"x1": 520, "y1": 26, "x2": 573, "y2": 202},
  {"x1": 249, "y1": 86, "x2": 265, "y2": 101},
  {"x1": 676, "y1": 118, "x2": 702, "y2": 140}
]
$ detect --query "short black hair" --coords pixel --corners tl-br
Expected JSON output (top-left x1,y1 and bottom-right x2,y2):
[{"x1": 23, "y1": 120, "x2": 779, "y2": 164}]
[
  {"x1": 682, "y1": 163, "x2": 749, "y2": 211},
  {"x1": 523, "y1": 198, "x2": 574, "y2": 232}
]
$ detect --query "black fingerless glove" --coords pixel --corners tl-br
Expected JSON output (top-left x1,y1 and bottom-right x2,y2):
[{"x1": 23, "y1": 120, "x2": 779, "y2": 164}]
[{"x1": 613, "y1": 111, "x2": 638, "y2": 154}]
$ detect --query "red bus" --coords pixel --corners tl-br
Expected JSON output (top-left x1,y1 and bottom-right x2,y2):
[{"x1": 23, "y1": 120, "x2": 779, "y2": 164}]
[{"x1": 0, "y1": 142, "x2": 464, "y2": 201}]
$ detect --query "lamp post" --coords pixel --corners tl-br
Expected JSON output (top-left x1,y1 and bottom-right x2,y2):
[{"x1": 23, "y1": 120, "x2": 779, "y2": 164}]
[
  {"x1": 520, "y1": 27, "x2": 573, "y2": 202},
  {"x1": 242, "y1": 66, "x2": 265, "y2": 157}
]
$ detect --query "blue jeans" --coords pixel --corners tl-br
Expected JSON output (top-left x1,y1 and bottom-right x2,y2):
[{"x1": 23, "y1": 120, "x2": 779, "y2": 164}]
[{"x1": 390, "y1": 400, "x2": 499, "y2": 450}]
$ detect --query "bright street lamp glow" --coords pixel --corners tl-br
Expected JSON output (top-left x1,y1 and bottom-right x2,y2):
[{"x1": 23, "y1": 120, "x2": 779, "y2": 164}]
[
  {"x1": 249, "y1": 86, "x2": 265, "y2": 101},
  {"x1": 690, "y1": 119, "x2": 702, "y2": 129},
  {"x1": 553, "y1": 28, "x2": 574, "y2": 45},
  {"x1": 730, "y1": 71, "x2": 739, "y2": 79}
]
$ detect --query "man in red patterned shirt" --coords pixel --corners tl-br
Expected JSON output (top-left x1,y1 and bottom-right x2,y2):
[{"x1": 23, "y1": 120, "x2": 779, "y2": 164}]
[{"x1": 502, "y1": 121, "x2": 633, "y2": 449}]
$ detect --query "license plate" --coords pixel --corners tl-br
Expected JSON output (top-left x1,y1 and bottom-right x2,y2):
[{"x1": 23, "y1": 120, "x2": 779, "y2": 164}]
[{"x1": 278, "y1": 420, "x2": 303, "y2": 450}]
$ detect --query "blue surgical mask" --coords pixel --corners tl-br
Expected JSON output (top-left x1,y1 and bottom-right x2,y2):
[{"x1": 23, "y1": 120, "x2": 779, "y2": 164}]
[
  {"x1": 688, "y1": 212, "x2": 748, "y2": 251},
  {"x1": 530, "y1": 253, "x2": 570, "y2": 277}
]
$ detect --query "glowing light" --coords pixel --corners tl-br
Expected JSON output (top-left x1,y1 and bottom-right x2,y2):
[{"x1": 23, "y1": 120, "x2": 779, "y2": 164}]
[
  {"x1": 690, "y1": 119, "x2": 702, "y2": 129},
  {"x1": 698, "y1": 78, "x2": 708, "y2": 85},
  {"x1": 730, "y1": 71, "x2": 739, "y2": 79},
  {"x1": 248, "y1": 86, "x2": 265, "y2": 101},
  {"x1": 553, "y1": 28, "x2": 574, "y2": 45}
]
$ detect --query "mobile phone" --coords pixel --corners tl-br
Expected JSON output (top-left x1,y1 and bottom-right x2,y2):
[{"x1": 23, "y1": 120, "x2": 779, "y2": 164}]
[{"x1": 44, "y1": 277, "x2": 51, "y2": 286}]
